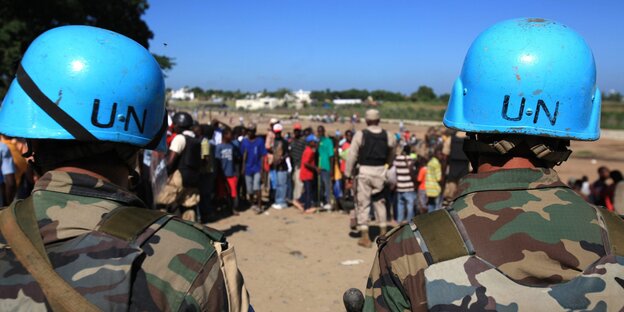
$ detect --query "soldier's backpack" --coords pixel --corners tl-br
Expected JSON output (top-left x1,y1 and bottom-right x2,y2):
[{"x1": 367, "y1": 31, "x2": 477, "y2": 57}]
[
  {"x1": 404, "y1": 208, "x2": 624, "y2": 311},
  {"x1": 0, "y1": 197, "x2": 249, "y2": 312}
]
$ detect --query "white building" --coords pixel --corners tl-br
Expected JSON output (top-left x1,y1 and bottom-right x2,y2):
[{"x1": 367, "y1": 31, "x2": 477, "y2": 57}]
[
  {"x1": 334, "y1": 99, "x2": 362, "y2": 105},
  {"x1": 282, "y1": 89, "x2": 311, "y2": 109},
  {"x1": 170, "y1": 88, "x2": 195, "y2": 101},
  {"x1": 294, "y1": 89, "x2": 311, "y2": 104},
  {"x1": 236, "y1": 97, "x2": 283, "y2": 110}
]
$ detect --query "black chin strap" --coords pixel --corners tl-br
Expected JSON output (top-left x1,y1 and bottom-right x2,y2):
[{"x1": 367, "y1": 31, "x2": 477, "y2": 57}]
[
  {"x1": 17, "y1": 63, "x2": 167, "y2": 151},
  {"x1": 463, "y1": 134, "x2": 572, "y2": 167},
  {"x1": 16, "y1": 64, "x2": 97, "y2": 141},
  {"x1": 144, "y1": 114, "x2": 167, "y2": 150}
]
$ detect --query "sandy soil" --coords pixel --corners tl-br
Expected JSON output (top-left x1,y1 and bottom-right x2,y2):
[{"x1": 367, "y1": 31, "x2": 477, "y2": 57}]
[
  {"x1": 201, "y1": 111, "x2": 624, "y2": 312},
  {"x1": 208, "y1": 209, "x2": 375, "y2": 312}
]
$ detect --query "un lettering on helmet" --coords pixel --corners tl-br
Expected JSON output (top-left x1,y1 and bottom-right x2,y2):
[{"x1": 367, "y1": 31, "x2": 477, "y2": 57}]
[
  {"x1": 443, "y1": 18, "x2": 601, "y2": 141},
  {"x1": 0, "y1": 25, "x2": 168, "y2": 151}
]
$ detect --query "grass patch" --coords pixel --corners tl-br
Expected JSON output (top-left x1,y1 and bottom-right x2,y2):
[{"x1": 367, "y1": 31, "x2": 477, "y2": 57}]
[{"x1": 574, "y1": 150, "x2": 595, "y2": 158}]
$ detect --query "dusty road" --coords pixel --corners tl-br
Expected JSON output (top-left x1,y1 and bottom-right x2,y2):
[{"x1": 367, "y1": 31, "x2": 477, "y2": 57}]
[{"x1": 208, "y1": 208, "x2": 375, "y2": 312}]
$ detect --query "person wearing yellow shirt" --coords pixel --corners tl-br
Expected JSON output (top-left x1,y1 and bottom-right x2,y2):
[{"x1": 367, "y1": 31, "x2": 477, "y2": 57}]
[{"x1": 425, "y1": 149, "x2": 443, "y2": 212}]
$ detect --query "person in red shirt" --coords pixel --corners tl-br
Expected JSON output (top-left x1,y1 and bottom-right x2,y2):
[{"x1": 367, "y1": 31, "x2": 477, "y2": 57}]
[
  {"x1": 293, "y1": 134, "x2": 320, "y2": 213},
  {"x1": 415, "y1": 157, "x2": 429, "y2": 214}
]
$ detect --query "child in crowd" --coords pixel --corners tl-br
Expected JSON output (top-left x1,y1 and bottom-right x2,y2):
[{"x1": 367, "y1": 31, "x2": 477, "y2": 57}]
[
  {"x1": 216, "y1": 128, "x2": 240, "y2": 214},
  {"x1": 393, "y1": 146, "x2": 417, "y2": 223},
  {"x1": 425, "y1": 150, "x2": 443, "y2": 212},
  {"x1": 332, "y1": 137, "x2": 343, "y2": 207},
  {"x1": 416, "y1": 156, "x2": 429, "y2": 214},
  {"x1": 294, "y1": 134, "x2": 320, "y2": 214}
]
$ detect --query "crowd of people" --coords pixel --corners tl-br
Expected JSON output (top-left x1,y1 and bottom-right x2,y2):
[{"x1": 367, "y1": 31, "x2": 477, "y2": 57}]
[
  {"x1": 569, "y1": 166, "x2": 624, "y2": 215},
  {"x1": 0, "y1": 107, "x2": 622, "y2": 227},
  {"x1": 140, "y1": 108, "x2": 624, "y2": 229},
  {"x1": 148, "y1": 109, "x2": 474, "y2": 227}
]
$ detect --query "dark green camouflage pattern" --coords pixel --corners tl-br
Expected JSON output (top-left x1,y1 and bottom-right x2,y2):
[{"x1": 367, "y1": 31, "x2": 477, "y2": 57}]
[
  {"x1": 424, "y1": 254, "x2": 624, "y2": 311},
  {"x1": 364, "y1": 168, "x2": 624, "y2": 311},
  {"x1": 0, "y1": 170, "x2": 234, "y2": 311}
]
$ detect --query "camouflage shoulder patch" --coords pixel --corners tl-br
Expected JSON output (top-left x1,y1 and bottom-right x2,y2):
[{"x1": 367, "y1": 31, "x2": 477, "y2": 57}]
[
  {"x1": 177, "y1": 218, "x2": 225, "y2": 244},
  {"x1": 376, "y1": 224, "x2": 407, "y2": 248},
  {"x1": 130, "y1": 218, "x2": 228, "y2": 311}
]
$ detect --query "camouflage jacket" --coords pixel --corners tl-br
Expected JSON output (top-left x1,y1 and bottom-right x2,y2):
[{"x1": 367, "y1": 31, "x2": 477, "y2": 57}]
[
  {"x1": 364, "y1": 168, "x2": 624, "y2": 311},
  {"x1": 0, "y1": 170, "x2": 235, "y2": 311}
]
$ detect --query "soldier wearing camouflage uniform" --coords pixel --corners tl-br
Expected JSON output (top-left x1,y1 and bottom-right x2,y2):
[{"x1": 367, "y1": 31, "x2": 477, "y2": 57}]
[
  {"x1": 364, "y1": 18, "x2": 624, "y2": 311},
  {"x1": 0, "y1": 26, "x2": 250, "y2": 311}
]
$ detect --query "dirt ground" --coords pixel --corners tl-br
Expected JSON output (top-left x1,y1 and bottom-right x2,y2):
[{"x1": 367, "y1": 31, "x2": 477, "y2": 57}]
[{"x1": 201, "y1": 111, "x2": 624, "y2": 312}]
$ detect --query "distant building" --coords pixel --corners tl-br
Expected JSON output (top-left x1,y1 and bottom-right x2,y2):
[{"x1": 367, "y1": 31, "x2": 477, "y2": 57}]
[
  {"x1": 236, "y1": 97, "x2": 283, "y2": 110},
  {"x1": 334, "y1": 99, "x2": 362, "y2": 105},
  {"x1": 210, "y1": 96, "x2": 225, "y2": 104},
  {"x1": 170, "y1": 88, "x2": 195, "y2": 101},
  {"x1": 294, "y1": 89, "x2": 311, "y2": 104},
  {"x1": 283, "y1": 89, "x2": 311, "y2": 109}
]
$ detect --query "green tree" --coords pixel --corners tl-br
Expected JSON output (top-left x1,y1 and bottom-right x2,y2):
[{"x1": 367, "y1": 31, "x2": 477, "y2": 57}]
[
  {"x1": 371, "y1": 89, "x2": 405, "y2": 101},
  {"x1": 337, "y1": 88, "x2": 369, "y2": 100},
  {"x1": 603, "y1": 91, "x2": 622, "y2": 102},
  {"x1": 310, "y1": 89, "x2": 331, "y2": 101},
  {"x1": 152, "y1": 53, "x2": 176, "y2": 77},
  {"x1": 438, "y1": 93, "x2": 450, "y2": 103},
  {"x1": 189, "y1": 86, "x2": 205, "y2": 100},
  {"x1": 410, "y1": 85, "x2": 437, "y2": 102},
  {"x1": 273, "y1": 88, "x2": 291, "y2": 99},
  {"x1": 265, "y1": 88, "x2": 291, "y2": 98},
  {"x1": 0, "y1": 0, "x2": 174, "y2": 97}
]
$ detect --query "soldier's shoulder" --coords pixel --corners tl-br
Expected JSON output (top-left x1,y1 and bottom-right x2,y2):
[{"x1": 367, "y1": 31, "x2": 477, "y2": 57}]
[
  {"x1": 140, "y1": 217, "x2": 226, "y2": 266},
  {"x1": 156, "y1": 218, "x2": 225, "y2": 249},
  {"x1": 134, "y1": 219, "x2": 229, "y2": 310},
  {"x1": 376, "y1": 223, "x2": 418, "y2": 252}
]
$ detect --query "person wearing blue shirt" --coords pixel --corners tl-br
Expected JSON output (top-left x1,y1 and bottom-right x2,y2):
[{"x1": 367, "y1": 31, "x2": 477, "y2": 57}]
[
  {"x1": 241, "y1": 123, "x2": 267, "y2": 212},
  {"x1": 216, "y1": 128, "x2": 240, "y2": 214}
]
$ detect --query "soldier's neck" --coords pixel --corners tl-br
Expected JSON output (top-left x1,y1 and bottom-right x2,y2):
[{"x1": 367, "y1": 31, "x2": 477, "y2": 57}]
[
  {"x1": 477, "y1": 156, "x2": 538, "y2": 173},
  {"x1": 53, "y1": 166, "x2": 129, "y2": 189}
]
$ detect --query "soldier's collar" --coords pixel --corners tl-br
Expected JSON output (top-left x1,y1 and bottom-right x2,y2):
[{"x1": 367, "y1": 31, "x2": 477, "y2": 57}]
[
  {"x1": 454, "y1": 168, "x2": 567, "y2": 200},
  {"x1": 33, "y1": 170, "x2": 145, "y2": 206}
]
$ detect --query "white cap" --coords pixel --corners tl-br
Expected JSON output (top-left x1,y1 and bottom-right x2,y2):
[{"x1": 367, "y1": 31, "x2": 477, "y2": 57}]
[
  {"x1": 365, "y1": 109, "x2": 380, "y2": 120},
  {"x1": 269, "y1": 118, "x2": 279, "y2": 124},
  {"x1": 272, "y1": 123, "x2": 283, "y2": 132}
]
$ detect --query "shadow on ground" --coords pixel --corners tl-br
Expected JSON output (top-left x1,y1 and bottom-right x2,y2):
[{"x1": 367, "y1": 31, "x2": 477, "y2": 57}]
[{"x1": 222, "y1": 224, "x2": 249, "y2": 237}]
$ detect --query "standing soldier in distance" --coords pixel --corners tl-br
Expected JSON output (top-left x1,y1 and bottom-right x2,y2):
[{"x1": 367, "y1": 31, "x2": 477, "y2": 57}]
[
  {"x1": 364, "y1": 18, "x2": 624, "y2": 311},
  {"x1": 157, "y1": 111, "x2": 202, "y2": 221},
  {"x1": 345, "y1": 109, "x2": 396, "y2": 248},
  {"x1": 0, "y1": 26, "x2": 250, "y2": 311}
]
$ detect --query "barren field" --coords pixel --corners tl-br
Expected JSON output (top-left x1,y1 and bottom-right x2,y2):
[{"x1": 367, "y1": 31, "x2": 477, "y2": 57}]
[{"x1": 202, "y1": 111, "x2": 624, "y2": 312}]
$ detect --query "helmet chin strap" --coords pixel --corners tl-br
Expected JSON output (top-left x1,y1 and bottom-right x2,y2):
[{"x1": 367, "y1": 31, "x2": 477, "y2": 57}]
[
  {"x1": 18, "y1": 63, "x2": 168, "y2": 152},
  {"x1": 25, "y1": 139, "x2": 141, "y2": 189},
  {"x1": 126, "y1": 159, "x2": 141, "y2": 192},
  {"x1": 463, "y1": 133, "x2": 572, "y2": 170},
  {"x1": 16, "y1": 64, "x2": 97, "y2": 141},
  {"x1": 23, "y1": 139, "x2": 43, "y2": 177}
]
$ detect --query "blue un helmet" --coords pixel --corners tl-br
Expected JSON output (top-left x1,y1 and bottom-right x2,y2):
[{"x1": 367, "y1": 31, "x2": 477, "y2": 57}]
[
  {"x1": 444, "y1": 18, "x2": 601, "y2": 141},
  {"x1": 0, "y1": 25, "x2": 167, "y2": 151}
]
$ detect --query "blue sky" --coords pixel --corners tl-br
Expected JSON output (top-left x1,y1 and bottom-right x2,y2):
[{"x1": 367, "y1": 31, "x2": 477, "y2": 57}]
[{"x1": 145, "y1": 0, "x2": 624, "y2": 95}]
